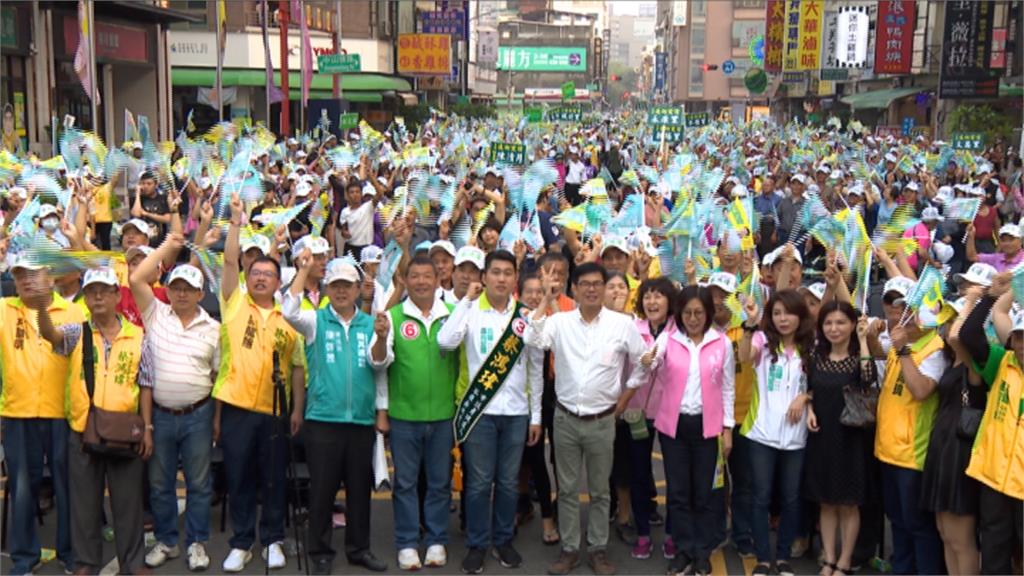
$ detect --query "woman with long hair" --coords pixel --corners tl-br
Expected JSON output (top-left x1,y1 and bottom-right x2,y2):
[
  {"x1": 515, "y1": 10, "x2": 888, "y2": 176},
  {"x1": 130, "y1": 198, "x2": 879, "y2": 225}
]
[
  {"x1": 738, "y1": 289, "x2": 816, "y2": 576},
  {"x1": 651, "y1": 285, "x2": 735, "y2": 576},
  {"x1": 803, "y1": 301, "x2": 876, "y2": 576},
  {"x1": 625, "y1": 277, "x2": 678, "y2": 561}
]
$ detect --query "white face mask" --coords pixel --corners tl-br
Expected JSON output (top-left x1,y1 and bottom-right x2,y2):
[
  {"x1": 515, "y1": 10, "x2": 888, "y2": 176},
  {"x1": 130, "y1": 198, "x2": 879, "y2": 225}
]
[{"x1": 41, "y1": 217, "x2": 59, "y2": 233}]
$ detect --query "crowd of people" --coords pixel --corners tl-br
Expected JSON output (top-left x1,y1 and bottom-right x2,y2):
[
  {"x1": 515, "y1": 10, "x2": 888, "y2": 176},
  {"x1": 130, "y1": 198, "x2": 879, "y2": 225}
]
[{"x1": 0, "y1": 111, "x2": 1023, "y2": 576}]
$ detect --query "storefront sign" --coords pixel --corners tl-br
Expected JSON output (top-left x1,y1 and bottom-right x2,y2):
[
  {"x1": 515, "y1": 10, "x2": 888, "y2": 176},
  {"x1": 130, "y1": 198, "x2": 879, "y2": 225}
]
[
  {"x1": 339, "y1": 113, "x2": 359, "y2": 130},
  {"x1": 820, "y1": 68, "x2": 849, "y2": 81},
  {"x1": 939, "y1": 1, "x2": 998, "y2": 99},
  {"x1": 765, "y1": 0, "x2": 785, "y2": 73},
  {"x1": 654, "y1": 52, "x2": 667, "y2": 91},
  {"x1": 318, "y1": 53, "x2": 361, "y2": 73},
  {"x1": 795, "y1": 0, "x2": 823, "y2": 71},
  {"x1": 654, "y1": 124, "x2": 685, "y2": 144},
  {"x1": 490, "y1": 142, "x2": 526, "y2": 165},
  {"x1": 63, "y1": 15, "x2": 149, "y2": 63},
  {"x1": 836, "y1": 6, "x2": 869, "y2": 67},
  {"x1": 477, "y1": 30, "x2": 498, "y2": 64},
  {"x1": 420, "y1": 10, "x2": 465, "y2": 40},
  {"x1": 497, "y1": 47, "x2": 587, "y2": 72},
  {"x1": 672, "y1": 1, "x2": 688, "y2": 26},
  {"x1": 874, "y1": 0, "x2": 915, "y2": 74},
  {"x1": 647, "y1": 106, "x2": 683, "y2": 127},
  {"x1": 550, "y1": 106, "x2": 582, "y2": 122},
  {"x1": 874, "y1": 125, "x2": 901, "y2": 138},
  {"x1": 397, "y1": 33, "x2": 452, "y2": 76},
  {"x1": 900, "y1": 116, "x2": 914, "y2": 135},
  {"x1": 1, "y1": 6, "x2": 17, "y2": 49},
  {"x1": 991, "y1": 28, "x2": 1007, "y2": 69},
  {"x1": 685, "y1": 113, "x2": 709, "y2": 128},
  {"x1": 952, "y1": 132, "x2": 985, "y2": 151}
]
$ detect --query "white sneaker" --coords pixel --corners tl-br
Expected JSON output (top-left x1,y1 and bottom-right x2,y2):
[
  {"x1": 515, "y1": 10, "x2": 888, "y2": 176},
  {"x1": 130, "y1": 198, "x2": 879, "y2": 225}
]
[
  {"x1": 145, "y1": 542, "x2": 181, "y2": 568},
  {"x1": 222, "y1": 548, "x2": 252, "y2": 573},
  {"x1": 397, "y1": 548, "x2": 422, "y2": 570},
  {"x1": 424, "y1": 544, "x2": 447, "y2": 567},
  {"x1": 262, "y1": 541, "x2": 287, "y2": 570},
  {"x1": 187, "y1": 542, "x2": 211, "y2": 572}
]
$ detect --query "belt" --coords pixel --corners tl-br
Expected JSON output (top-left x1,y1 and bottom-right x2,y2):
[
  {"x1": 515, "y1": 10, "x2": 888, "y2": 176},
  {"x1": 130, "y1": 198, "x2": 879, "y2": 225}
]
[
  {"x1": 155, "y1": 396, "x2": 211, "y2": 416},
  {"x1": 556, "y1": 401, "x2": 615, "y2": 421}
]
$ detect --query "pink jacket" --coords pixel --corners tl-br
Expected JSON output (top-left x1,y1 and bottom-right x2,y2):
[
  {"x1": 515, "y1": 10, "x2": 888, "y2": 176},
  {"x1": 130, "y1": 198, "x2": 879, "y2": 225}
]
[
  {"x1": 653, "y1": 327, "x2": 730, "y2": 439},
  {"x1": 626, "y1": 318, "x2": 674, "y2": 413}
]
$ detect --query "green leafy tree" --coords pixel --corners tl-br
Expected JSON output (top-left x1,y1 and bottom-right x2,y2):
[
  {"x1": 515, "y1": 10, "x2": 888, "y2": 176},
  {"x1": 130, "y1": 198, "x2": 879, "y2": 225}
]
[{"x1": 946, "y1": 104, "x2": 1016, "y2": 144}]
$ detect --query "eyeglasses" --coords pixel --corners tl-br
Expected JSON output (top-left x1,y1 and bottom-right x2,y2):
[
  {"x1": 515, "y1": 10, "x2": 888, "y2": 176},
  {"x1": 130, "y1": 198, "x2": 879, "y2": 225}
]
[
  {"x1": 248, "y1": 269, "x2": 278, "y2": 280},
  {"x1": 576, "y1": 280, "x2": 605, "y2": 290}
]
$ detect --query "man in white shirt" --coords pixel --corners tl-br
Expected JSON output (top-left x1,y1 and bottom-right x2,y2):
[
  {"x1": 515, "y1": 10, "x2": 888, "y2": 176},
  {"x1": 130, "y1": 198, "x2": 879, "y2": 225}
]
[
  {"x1": 130, "y1": 233, "x2": 221, "y2": 572},
  {"x1": 563, "y1": 147, "x2": 588, "y2": 206},
  {"x1": 524, "y1": 262, "x2": 650, "y2": 576},
  {"x1": 339, "y1": 180, "x2": 376, "y2": 261},
  {"x1": 437, "y1": 250, "x2": 543, "y2": 574}
]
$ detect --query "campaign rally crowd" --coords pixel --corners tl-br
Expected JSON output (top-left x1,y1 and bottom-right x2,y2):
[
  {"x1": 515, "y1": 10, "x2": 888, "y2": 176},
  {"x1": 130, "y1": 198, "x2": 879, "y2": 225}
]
[{"x1": 0, "y1": 111, "x2": 1022, "y2": 576}]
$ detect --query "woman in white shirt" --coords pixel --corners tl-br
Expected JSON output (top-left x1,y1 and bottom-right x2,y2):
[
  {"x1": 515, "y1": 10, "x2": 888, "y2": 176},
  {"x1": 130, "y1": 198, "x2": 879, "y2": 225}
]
[
  {"x1": 738, "y1": 289, "x2": 816, "y2": 576},
  {"x1": 650, "y1": 286, "x2": 735, "y2": 576}
]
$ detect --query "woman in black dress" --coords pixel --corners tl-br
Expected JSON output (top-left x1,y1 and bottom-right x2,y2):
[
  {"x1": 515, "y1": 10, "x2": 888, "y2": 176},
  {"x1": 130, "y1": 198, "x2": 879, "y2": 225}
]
[
  {"x1": 920, "y1": 294, "x2": 984, "y2": 576},
  {"x1": 804, "y1": 301, "x2": 875, "y2": 576}
]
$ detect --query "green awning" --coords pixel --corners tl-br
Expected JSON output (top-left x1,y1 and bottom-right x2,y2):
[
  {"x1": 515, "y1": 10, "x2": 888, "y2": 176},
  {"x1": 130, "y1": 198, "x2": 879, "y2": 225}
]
[
  {"x1": 286, "y1": 90, "x2": 382, "y2": 102},
  {"x1": 1000, "y1": 81, "x2": 1023, "y2": 97},
  {"x1": 171, "y1": 68, "x2": 411, "y2": 92},
  {"x1": 839, "y1": 87, "x2": 922, "y2": 110}
]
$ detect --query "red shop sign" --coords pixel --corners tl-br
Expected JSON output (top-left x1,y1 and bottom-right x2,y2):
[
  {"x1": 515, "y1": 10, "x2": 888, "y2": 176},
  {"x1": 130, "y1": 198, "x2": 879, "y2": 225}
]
[
  {"x1": 63, "y1": 15, "x2": 149, "y2": 64},
  {"x1": 874, "y1": 0, "x2": 915, "y2": 75}
]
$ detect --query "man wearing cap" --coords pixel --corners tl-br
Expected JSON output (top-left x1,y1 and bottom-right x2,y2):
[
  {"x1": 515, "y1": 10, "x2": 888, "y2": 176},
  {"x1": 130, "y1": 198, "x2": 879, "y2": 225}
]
[
  {"x1": 777, "y1": 175, "x2": 807, "y2": 245},
  {"x1": 50, "y1": 266, "x2": 153, "y2": 576},
  {"x1": 290, "y1": 236, "x2": 332, "y2": 310},
  {"x1": 437, "y1": 250, "x2": 543, "y2": 574},
  {"x1": 865, "y1": 275, "x2": 946, "y2": 576},
  {"x1": 215, "y1": 194, "x2": 305, "y2": 572},
  {"x1": 598, "y1": 236, "x2": 643, "y2": 313},
  {"x1": 967, "y1": 222, "x2": 1024, "y2": 272},
  {"x1": 130, "y1": 234, "x2": 221, "y2": 572},
  {"x1": 0, "y1": 256, "x2": 85, "y2": 574},
  {"x1": 283, "y1": 251, "x2": 388, "y2": 574},
  {"x1": 429, "y1": 240, "x2": 458, "y2": 303},
  {"x1": 369, "y1": 254, "x2": 459, "y2": 571}
]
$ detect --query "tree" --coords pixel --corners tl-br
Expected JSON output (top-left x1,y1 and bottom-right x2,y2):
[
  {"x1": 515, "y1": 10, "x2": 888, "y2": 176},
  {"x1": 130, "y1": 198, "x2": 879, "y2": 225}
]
[
  {"x1": 606, "y1": 62, "x2": 639, "y2": 107},
  {"x1": 946, "y1": 104, "x2": 1016, "y2": 144}
]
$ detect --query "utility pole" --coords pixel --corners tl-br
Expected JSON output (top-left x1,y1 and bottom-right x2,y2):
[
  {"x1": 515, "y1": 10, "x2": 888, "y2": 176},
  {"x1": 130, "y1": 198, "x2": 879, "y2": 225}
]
[{"x1": 279, "y1": 0, "x2": 290, "y2": 135}]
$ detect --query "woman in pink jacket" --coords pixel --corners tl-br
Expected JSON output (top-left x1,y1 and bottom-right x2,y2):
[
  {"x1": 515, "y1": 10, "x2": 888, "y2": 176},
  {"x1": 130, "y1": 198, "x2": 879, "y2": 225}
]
[{"x1": 649, "y1": 285, "x2": 735, "y2": 576}]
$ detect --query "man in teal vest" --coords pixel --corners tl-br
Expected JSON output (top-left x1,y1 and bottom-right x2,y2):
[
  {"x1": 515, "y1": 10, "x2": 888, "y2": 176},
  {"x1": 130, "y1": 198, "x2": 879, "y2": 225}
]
[
  {"x1": 370, "y1": 254, "x2": 459, "y2": 571},
  {"x1": 283, "y1": 251, "x2": 388, "y2": 575}
]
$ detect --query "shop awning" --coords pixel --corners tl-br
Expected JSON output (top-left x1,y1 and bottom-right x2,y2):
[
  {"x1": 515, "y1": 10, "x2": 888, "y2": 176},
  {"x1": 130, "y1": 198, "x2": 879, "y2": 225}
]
[
  {"x1": 171, "y1": 68, "x2": 411, "y2": 93},
  {"x1": 286, "y1": 90, "x2": 383, "y2": 103},
  {"x1": 839, "y1": 87, "x2": 923, "y2": 110}
]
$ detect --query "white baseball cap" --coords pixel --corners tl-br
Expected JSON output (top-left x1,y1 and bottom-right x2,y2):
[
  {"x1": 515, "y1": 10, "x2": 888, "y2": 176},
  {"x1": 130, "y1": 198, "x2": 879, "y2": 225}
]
[
  {"x1": 82, "y1": 267, "x2": 119, "y2": 288},
  {"x1": 198, "y1": 177, "x2": 213, "y2": 190},
  {"x1": 707, "y1": 271, "x2": 737, "y2": 294},
  {"x1": 600, "y1": 236, "x2": 629, "y2": 257},
  {"x1": 125, "y1": 244, "x2": 155, "y2": 262},
  {"x1": 429, "y1": 240, "x2": 457, "y2": 258},
  {"x1": 38, "y1": 204, "x2": 59, "y2": 220},
  {"x1": 883, "y1": 276, "x2": 916, "y2": 298},
  {"x1": 1012, "y1": 310, "x2": 1024, "y2": 334},
  {"x1": 166, "y1": 264, "x2": 204, "y2": 289},
  {"x1": 324, "y1": 259, "x2": 360, "y2": 285},
  {"x1": 10, "y1": 253, "x2": 43, "y2": 272},
  {"x1": 885, "y1": 153, "x2": 899, "y2": 163},
  {"x1": 292, "y1": 235, "x2": 330, "y2": 259},
  {"x1": 360, "y1": 245, "x2": 384, "y2": 264},
  {"x1": 768, "y1": 244, "x2": 802, "y2": 266},
  {"x1": 790, "y1": 174, "x2": 807, "y2": 185},
  {"x1": 454, "y1": 246, "x2": 486, "y2": 270},
  {"x1": 905, "y1": 182, "x2": 920, "y2": 192},
  {"x1": 8, "y1": 186, "x2": 27, "y2": 199},
  {"x1": 294, "y1": 182, "x2": 313, "y2": 197},
  {"x1": 949, "y1": 297, "x2": 968, "y2": 315},
  {"x1": 931, "y1": 241, "x2": 954, "y2": 264},
  {"x1": 731, "y1": 184, "x2": 749, "y2": 198},
  {"x1": 122, "y1": 218, "x2": 153, "y2": 237},
  {"x1": 241, "y1": 235, "x2": 271, "y2": 256},
  {"x1": 999, "y1": 224, "x2": 1022, "y2": 238},
  {"x1": 921, "y1": 206, "x2": 944, "y2": 222},
  {"x1": 799, "y1": 282, "x2": 827, "y2": 301},
  {"x1": 955, "y1": 262, "x2": 997, "y2": 287}
]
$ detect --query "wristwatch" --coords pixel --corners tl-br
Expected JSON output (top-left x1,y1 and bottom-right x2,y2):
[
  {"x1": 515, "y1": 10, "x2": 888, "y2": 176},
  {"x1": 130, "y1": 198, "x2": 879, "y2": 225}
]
[{"x1": 897, "y1": 345, "x2": 912, "y2": 357}]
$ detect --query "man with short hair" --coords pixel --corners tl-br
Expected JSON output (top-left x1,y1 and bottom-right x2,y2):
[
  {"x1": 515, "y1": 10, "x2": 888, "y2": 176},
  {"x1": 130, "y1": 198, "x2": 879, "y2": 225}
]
[
  {"x1": 215, "y1": 194, "x2": 305, "y2": 573},
  {"x1": 131, "y1": 171, "x2": 171, "y2": 242},
  {"x1": 0, "y1": 256, "x2": 84, "y2": 574},
  {"x1": 132, "y1": 234, "x2": 221, "y2": 572},
  {"x1": 438, "y1": 250, "x2": 543, "y2": 574},
  {"x1": 967, "y1": 223, "x2": 1024, "y2": 272},
  {"x1": 283, "y1": 252, "x2": 388, "y2": 574},
  {"x1": 524, "y1": 262, "x2": 650, "y2": 576},
  {"x1": 429, "y1": 240, "x2": 458, "y2": 303},
  {"x1": 370, "y1": 255, "x2": 459, "y2": 571}
]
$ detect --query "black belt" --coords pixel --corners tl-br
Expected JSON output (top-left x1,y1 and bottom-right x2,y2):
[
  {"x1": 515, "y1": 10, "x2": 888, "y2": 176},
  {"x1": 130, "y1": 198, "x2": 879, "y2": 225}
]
[
  {"x1": 556, "y1": 401, "x2": 615, "y2": 421},
  {"x1": 155, "y1": 396, "x2": 211, "y2": 416}
]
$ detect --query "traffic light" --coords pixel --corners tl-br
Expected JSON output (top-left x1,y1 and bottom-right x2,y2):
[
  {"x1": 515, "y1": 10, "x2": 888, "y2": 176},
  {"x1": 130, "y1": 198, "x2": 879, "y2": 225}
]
[
  {"x1": 702, "y1": 63, "x2": 718, "y2": 72},
  {"x1": 610, "y1": 74, "x2": 620, "y2": 81}
]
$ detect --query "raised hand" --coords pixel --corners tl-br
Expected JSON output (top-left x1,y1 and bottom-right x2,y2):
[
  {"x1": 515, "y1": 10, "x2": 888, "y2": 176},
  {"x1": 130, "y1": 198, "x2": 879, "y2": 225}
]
[
  {"x1": 466, "y1": 281, "x2": 483, "y2": 301},
  {"x1": 374, "y1": 311, "x2": 390, "y2": 339}
]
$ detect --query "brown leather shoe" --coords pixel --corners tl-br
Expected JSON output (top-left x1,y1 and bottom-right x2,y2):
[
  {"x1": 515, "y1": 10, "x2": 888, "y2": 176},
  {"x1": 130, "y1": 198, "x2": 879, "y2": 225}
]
[
  {"x1": 547, "y1": 549, "x2": 581, "y2": 575},
  {"x1": 587, "y1": 550, "x2": 616, "y2": 576}
]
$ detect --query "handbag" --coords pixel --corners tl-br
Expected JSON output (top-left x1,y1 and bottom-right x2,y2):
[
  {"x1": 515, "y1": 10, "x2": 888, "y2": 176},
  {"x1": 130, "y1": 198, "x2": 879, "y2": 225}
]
[
  {"x1": 80, "y1": 322, "x2": 144, "y2": 458},
  {"x1": 840, "y1": 384, "x2": 879, "y2": 428},
  {"x1": 957, "y1": 381, "x2": 983, "y2": 441}
]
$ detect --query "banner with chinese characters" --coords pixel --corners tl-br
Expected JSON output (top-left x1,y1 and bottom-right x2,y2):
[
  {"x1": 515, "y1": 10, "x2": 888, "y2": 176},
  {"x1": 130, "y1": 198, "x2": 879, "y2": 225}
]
[
  {"x1": 939, "y1": 1, "x2": 998, "y2": 99},
  {"x1": 397, "y1": 33, "x2": 453, "y2": 76},
  {"x1": 685, "y1": 113, "x2": 709, "y2": 128},
  {"x1": 835, "y1": 5, "x2": 868, "y2": 67},
  {"x1": 549, "y1": 106, "x2": 582, "y2": 122},
  {"x1": 786, "y1": 0, "x2": 823, "y2": 71},
  {"x1": 952, "y1": 132, "x2": 985, "y2": 151},
  {"x1": 653, "y1": 124, "x2": 685, "y2": 144},
  {"x1": 765, "y1": 0, "x2": 785, "y2": 73},
  {"x1": 647, "y1": 105, "x2": 683, "y2": 127},
  {"x1": 874, "y1": 0, "x2": 915, "y2": 74},
  {"x1": 489, "y1": 142, "x2": 526, "y2": 165},
  {"x1": 419, "y1": 10, "x2": 465, "y2": 40}
]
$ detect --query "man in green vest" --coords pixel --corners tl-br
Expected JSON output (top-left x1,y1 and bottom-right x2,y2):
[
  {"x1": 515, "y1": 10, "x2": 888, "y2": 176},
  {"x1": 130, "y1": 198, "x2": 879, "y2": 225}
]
[
  {"x1": 370, "y1": 254, "x2": 459, "y2": 571},
  {"x1": 283, "y1": 251, "x2": 388, "y2": 575}
]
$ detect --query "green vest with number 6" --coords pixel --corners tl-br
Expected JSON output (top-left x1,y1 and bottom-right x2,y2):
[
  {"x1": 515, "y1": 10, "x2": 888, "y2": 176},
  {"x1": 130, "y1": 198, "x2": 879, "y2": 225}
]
[{"x1": 387, "y1": 303, "x2": 459, "y2": 421}]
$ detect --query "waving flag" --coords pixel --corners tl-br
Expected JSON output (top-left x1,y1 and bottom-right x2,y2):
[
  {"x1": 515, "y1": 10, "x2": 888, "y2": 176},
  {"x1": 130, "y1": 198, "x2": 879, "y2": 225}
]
[{"x1": 73, "y1": 0, "x2": 98, "y2": 104}]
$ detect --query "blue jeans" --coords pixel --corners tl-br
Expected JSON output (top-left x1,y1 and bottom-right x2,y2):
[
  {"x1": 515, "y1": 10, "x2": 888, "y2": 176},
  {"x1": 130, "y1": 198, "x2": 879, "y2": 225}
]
[
  {"x1": 748, "y1": 439, "x2": 804, "y2": 564},
  {"x1": 1, "y1": 418, "x2": 72, "y2": 573},
  {"x1": 149, "y1": 399, "x2": 214, "y2": 547},
  {"x1": 389, "y1": 418, "x2": 453, "y2": 550},
  {"x1": 729, "y1": 433, "x2": 755, "y2": 550},
  {"x1": 219, "y1": 404, "x2": 287, "y2": 550},
  {"x1": 463, "y1": 414, "x2": 528, "y2": 550},
  {"x1": 882, "y1": 464, "x2": 942, "y2": 575}
]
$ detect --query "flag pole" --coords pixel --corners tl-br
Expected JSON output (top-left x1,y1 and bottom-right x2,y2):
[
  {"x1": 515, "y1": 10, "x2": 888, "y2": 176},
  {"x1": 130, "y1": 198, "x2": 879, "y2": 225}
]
[{"x1": 87, "y1": 0, "x2": 98, "y2": 131}]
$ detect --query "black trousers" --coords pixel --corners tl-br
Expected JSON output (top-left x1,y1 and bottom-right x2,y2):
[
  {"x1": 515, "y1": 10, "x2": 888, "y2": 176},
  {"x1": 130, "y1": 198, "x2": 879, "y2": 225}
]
[
  {"x1": 979, "y1": 484, "x2": 1024, "y2": 574},
  {"x1": 661, "y1": 414, "x2": 718, "y2": 565},
  {"x1": 94, "y1": 222, "x2": 113, "y2": 251},
  {"x1": 564, "y1": 183, "x2": 583, "y2": 207},
  {"x1": 304, "y1": 420, "x2": 376, "y2": 561}
]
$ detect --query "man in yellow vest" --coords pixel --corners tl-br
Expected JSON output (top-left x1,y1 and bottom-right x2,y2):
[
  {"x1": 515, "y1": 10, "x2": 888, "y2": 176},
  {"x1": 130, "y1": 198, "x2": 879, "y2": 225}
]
[
  {"x1": 214, "y1": 194, "x2": 305, "y2": 573},
  {"x1": 37, "y1": 266, "x2": 153, "y2": 575},
  {"x1": 872, "y1": 276, "x2": 946, "y2": 575},
  {"x1": 960, "y1": 281, "x2": 1024, "y2": 575},
  {"x1": 0, "y1": 254, "x2": 84, "y2": 574}
]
